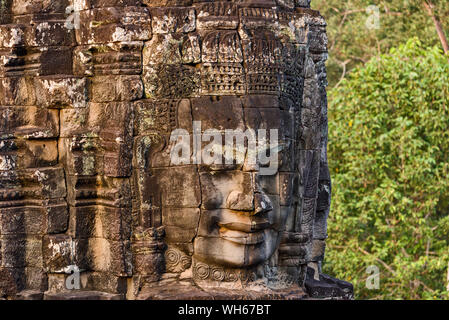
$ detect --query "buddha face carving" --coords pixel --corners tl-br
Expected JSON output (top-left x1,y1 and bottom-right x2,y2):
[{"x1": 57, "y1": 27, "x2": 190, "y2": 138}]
[
  {"x1": 130, "y1": 0, "x2": 329, "y2": 287},
  {"x1": 135, "y1": 94, "x2": 302, "y2": 275},
  {"x1": 190, "y1": 97, "x2": 295, "y2": 268}
]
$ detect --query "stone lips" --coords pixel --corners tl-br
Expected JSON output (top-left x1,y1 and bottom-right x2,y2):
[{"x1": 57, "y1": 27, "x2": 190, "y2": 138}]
[{"x1": 0, "y1": 0, "x2": 353, "y2": 300}]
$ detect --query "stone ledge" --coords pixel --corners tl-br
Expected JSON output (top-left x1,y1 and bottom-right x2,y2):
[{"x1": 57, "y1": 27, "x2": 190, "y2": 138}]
[
  {"x1": 136, "y1": 283, "x2": 308, "y2": 300},
  {"x1": 43, "y1": 291, "x2": 124, "y2": 300}
]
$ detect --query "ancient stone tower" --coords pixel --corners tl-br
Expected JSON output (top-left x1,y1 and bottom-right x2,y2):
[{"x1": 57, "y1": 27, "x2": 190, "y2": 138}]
[{"x1": 0, "y1": 0, "x2": 353, "y2": 299}]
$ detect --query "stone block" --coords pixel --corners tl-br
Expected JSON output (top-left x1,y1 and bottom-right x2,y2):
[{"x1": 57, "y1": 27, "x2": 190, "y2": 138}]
[
  {"x1": 150, "y1": 7, "x2": 195, "y2": 34},
  {"x1": 91, "y1": 75, "x2": 143, "y2": 102},
  {"x1": 0, "y1": 77, "x2": 36, "y2": 106},
  {"x1": 43, "y1": 235, "x2": 74, "y2": 273},
  {"x1": 1, "y1": 235, "x2": 43, "y2": 268},
  {"x1": 195, "y1": 2, "x2": 238, "y2": 30},
  {"x1": 76, "y1": 7, "x2": 151, "y2": 44},
  {"x1": 145, "y1": 166, "x2": 201, "y2": 208},
  {"x1": 75, "y1": 237, "x2": 131, "y2": 276},
  {"x1": 35, "y1": 77, "x2": 88, "y2": 109},
  {"x1": 0, "y1": 106, "x2": 59, "y2": 139},
  {"x1": 162, "y1": 208, "x2": 200, "y2": 243},
  {"x1": 191, "y1": 96, "x2": 244, "y2": 132},
  {"x1": 73, "y1": 42, "x2": 143, "y2": 76},
  {"x1": 11, "y1": 0, "x2": 69, "y2": 15},
  {"x1": 26, "y1": 21, "x2": 75, "y2": 47}
]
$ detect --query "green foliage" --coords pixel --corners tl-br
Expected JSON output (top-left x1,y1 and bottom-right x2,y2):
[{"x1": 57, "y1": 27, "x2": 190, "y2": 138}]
[
  {"x1": 323, "y1": 38, "x2": 449, "y2": 299},
  {"x1": 313, "y1": 0, "x2": 449, "y2": 87}
]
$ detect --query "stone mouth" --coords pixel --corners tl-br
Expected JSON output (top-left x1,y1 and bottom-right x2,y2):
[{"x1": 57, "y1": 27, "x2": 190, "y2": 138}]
[
  {"x1": 218, "y1": 219, "x2": 272, "y2": 245},
  {"x1": 219, "y1": 228, "x2": 266, "y2": 245},
  {"x1": 217, "y1": 220, "x2": 272, "y2": 232}
]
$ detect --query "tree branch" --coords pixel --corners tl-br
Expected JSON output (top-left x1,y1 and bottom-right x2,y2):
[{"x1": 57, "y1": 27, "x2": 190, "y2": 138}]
[
  {"x1": 423, "y1": 0, "x2": 449, "y2": 54},
  {"x1": 357, "y1": 246, "x2": 396, "y2": 276}
]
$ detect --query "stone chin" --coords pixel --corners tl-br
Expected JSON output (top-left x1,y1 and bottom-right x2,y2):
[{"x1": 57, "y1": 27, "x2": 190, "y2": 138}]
[{"x1": 193, "y1": 228, "x2": 280, "y2": 268}]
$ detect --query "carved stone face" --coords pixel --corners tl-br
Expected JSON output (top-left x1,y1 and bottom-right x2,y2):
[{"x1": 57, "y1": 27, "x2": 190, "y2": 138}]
[
  {"x1": 131, "y1": 2, "x2": 323, "y2": 281},
  {"x1": 121, "y1": 0, "x2": 331, "y2": 292},
  {"x1": 137, "y1": 93, "x2": 300, "y2": 274},
  {"x1": 193, "y1": 99, "x2": 295, "y2": 268}
]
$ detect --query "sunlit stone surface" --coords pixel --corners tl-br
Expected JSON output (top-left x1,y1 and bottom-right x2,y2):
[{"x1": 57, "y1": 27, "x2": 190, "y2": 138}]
[{"x1": 0, "y1": 0, "x2": 352, "y2": 300}]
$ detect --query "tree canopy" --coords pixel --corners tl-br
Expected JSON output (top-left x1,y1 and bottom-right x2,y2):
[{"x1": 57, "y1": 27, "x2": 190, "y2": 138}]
[
  {"x1": 314, "y1": 0, "x2": 449, "y2": 87},
  {"x1": 323, "y1": 38, "x2": 449, "y2": 299}
]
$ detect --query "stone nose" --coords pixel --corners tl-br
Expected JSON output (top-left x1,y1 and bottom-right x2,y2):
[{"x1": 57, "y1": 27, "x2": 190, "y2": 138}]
[
  {"x1": 226, "y1": 190, "x2": 272, "y2": 215},
  {"x1": 254, "y1": 192, "x2": 273, "y2": 215}
]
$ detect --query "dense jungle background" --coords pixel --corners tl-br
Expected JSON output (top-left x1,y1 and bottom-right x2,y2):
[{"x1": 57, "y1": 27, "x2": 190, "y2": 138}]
[{"x1": 313, "y1": 0, "x2": 449, "y2": 299}]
